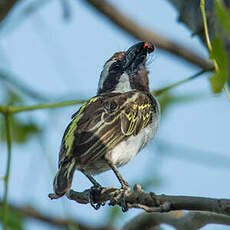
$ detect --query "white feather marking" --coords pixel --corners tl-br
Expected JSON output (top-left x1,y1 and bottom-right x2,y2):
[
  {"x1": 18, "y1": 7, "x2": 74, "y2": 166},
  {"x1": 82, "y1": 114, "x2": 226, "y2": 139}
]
[
  {"x1": 113, "y1": 72, "x2": 132, "y2": 93},
  {"x1": 98, "y1": 60, "x2": 115, "y2": 92},
  {"x1": 107, "y1": 111, "x2": 160, "y2": 167}
]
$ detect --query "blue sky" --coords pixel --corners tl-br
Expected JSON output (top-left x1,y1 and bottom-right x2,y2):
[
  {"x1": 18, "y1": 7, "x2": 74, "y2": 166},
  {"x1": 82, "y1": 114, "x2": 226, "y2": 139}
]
[{"x1": 0, "y1": 0, "x2": 230, "y2": 229}]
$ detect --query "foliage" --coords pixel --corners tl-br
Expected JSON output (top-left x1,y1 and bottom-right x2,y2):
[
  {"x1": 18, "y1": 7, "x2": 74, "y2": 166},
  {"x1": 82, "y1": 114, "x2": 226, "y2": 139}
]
[
  {"x1": 0, "y1": 206, "x2": 24, "y2": 230},
  {"x1": 0, "y1": 89, "x2": 41, "y2": 143},
  {"x1": 0, "y1": 0, "x2": 229, "y2": 230},
  {"x1": 0, "y1": 115, "x2": 40, "y2": 143},
  {"x1": 209, "y1": 36, "x2": 228, "y2": 93},
  {"x1": 209, "y1": 0, "x2": 230, "y2": 93},
  {"x1": 216, "y1": 0, "x2": 230, "y2": 38}
]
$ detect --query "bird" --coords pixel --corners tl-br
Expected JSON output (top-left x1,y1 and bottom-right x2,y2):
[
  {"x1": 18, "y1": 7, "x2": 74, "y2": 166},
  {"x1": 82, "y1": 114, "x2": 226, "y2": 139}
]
[{"x1": 49, "y1": 41, "x2": 160, "y2": 205}]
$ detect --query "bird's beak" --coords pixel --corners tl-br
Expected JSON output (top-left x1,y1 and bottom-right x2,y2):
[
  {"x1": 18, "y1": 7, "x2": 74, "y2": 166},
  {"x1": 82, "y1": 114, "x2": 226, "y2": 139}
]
[{"x1": 124, "y1": 42, "x2": 154, "y2": 73}]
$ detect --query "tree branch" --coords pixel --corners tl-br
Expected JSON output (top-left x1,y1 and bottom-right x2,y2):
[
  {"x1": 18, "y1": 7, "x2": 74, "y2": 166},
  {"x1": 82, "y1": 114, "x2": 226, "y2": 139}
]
[
  {"x1": 63, "y1": 184, "x2": 230, "y2": 216},
  {"x1": 0, "y1": 0, "x2": 214, "y2": 70},
  {"x1": 0, "y1": 68, "x2": 211, "y2": 115},
  {"x1": 0, "y1": 202, "x2": 114, "y2": 230},
  {"x1": 0, "y1": 0, "x2": 19, "y2": 23},
  {"x1": 0, "y1": 0, "x2": 214, "y2": 71},
  {"x1": 152, "y1": 69, "x2": 211, "y2": 96},
  {"x1": 0, "y1": 99, "x2": 86, "y2": 114},
  {"x1": 81, "y1": 0, "x2": 214, "y2": 70},
  {"x1": 3, "y1": 113, "x2": 12, "y2": 230},
  {"x1": 122, "y1": 211, "x2": 230, "y2": 230}
]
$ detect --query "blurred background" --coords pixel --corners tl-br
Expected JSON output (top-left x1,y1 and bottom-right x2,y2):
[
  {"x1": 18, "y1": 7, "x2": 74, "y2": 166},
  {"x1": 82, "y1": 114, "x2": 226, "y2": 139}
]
[{"x1": 0, "y1": 0, "x2": 230, "y2": 230}]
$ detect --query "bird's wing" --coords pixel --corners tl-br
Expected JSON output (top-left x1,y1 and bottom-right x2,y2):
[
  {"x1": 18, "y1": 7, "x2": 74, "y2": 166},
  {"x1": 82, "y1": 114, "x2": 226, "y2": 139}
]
[{"x1": 58, "y1": 91, "x2": 157, "y2": 166}]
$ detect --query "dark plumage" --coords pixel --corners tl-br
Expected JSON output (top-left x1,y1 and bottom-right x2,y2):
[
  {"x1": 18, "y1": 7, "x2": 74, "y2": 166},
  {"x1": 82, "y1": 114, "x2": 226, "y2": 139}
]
[{"x1": 50, "y1": 42, "x2": 160, "y2": 200}]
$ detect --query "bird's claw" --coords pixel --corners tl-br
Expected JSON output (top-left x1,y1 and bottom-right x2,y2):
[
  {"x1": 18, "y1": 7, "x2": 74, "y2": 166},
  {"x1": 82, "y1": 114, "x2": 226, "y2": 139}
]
[
  {"x1": 120, "y1": 186, "x2": 130, "y2": 212},
  {"x1": 109, "y1": 185, "x2": 130, "y2": 212},
  {"x1": 88, "y1": 181, "x2": 131, "y2": 212},
  {"x1": 88, "y1": 185, "x2": 104, "y2": 210}
]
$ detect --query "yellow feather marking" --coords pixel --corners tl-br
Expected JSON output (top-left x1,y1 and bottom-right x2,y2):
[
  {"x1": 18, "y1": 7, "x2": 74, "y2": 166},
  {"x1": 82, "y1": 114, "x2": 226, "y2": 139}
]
[
  {"x1": 82, "y1": 125, "x2": 118, "y2": 157},
  {"x1": 90, "y1": 133, "x2": 125, "y2": 162},
  {"x1": 142, "y1": 111, "x2": 152, "y2": 129},
  {"x1": 138, "y1": 104, "x2": 151, "y2": 109},
  {"x1": 94, "y1": 112, "x2": 120, "y2": 136},
  {"x1": 100, "y1": 125, "x2": 118, "y2": 143},
  {"x1": 122, "y1": 109, "x2": 136, "y2": 136},
  {"x1": 64, "y1": 97, "x2": 98, "y2": 156},
  {"x1": 88, "y1": 97, "x2": 98, "y2": 103},
  {"x1": 109, "y1": 134, "x2": 125, "y2": 149},
  {"x1": 122, "y1": 103, "x2": 151, "y2": 135},
  {"x1": 64, "y1": 113, "x2": 83, "y2": 156}
]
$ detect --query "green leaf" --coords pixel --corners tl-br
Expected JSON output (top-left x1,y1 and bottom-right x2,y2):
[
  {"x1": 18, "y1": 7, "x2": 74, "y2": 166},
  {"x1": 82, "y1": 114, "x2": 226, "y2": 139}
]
[
  {"x1": 0, "y1": 115, "x2": 41, "y2": 143},
  {"x1": 0, "y1": 206, "x2": 24, "y2": 230},
  {"x1": 216, "y1": 0, "x2": 230, "y2": 38},
  {"x1": 209, "y1": 36, "x2": 228, "y2": 93},
  {"x1": 0, "y1": 88, "x2": 41, "y2": 143}
]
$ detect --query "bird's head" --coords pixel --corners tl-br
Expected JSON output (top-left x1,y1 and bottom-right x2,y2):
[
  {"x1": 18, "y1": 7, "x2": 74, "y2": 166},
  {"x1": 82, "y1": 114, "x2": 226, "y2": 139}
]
[{"x1": 97, "y1": 41, "x2": 155, "y2": 94}]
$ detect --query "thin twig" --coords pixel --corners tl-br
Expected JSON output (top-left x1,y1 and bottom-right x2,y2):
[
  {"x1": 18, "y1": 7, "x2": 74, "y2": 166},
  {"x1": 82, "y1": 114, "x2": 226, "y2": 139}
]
[
  {"x1": 152, "y1": 69, "x2": 211, "y2": 96},
  {"x1": 3, "y1": 112, "x2": 12, "y2": 230},
  {"x1": 0, "y1": 67, "x2": 211, "y2": 115},
  {"x1": 200, "y1": 0, "x2": 218, "y2": 72},
  {"x1": 200, "y1": 0, "x2": 213, "y2": 52},
  {"x1": 82, "y1": 0, "x2": 214, "y2": 70},
  {"x1": 0, "y1": 99, "x2": 86, "y2": 114}
]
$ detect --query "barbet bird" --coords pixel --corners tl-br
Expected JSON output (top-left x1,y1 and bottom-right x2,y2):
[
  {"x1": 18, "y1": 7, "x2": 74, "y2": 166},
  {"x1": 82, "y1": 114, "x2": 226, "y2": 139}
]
[{"x1": 49, "y1": 42, "x2": 160, "y2": 203}]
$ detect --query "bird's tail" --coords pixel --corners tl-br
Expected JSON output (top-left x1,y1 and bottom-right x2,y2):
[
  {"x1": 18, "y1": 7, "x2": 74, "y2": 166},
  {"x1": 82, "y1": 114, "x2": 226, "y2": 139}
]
[{"x1": 53, "y1": 159, "x2": 76, "y2": 198}]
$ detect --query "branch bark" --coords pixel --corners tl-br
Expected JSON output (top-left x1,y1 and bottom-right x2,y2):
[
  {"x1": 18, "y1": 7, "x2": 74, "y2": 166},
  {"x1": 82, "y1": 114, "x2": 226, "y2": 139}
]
[
  {"x1": 64, "y1": 184, "x2": 230, "y2": 216},
  {"x1": 81, "y1": 0, "x2": 214, "y2": 70},
  {"x1": 0, "y1": 0, "x2": 214, "y2": 70},
  {"x1": 2, "y1": 113, "x2": 12, "y2": 230},
  {"x1": 0, "y1": 0, "x2": 19, "y2": 23},
  {"x1": 0, "y1": 99, "x2": 86, "y2": 114},
  {"x1": 122, "y1": 211, "x2": 230, "y2": 230}
]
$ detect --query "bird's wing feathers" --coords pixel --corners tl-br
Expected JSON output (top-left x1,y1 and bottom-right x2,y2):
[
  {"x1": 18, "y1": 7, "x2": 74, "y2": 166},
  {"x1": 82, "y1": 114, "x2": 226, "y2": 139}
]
[{"x1": 59, "y1": 91, "x2": 155, "y2": 166}]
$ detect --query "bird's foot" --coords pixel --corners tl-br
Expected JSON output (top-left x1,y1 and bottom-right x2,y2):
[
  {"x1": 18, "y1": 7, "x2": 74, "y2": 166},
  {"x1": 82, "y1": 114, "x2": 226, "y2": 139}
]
[
  {"x1": 88, "y1": 184, "x2": 105, "y2": 210},
  {"x1": 109, "y1": 184, "x2": 131, "y2": 212},
  {"x1": 119, "y1": 181, "x2": 131, "y2": 212},
  {"x1": 121, "y1": 180, "x2": 130, "y2": 190}
]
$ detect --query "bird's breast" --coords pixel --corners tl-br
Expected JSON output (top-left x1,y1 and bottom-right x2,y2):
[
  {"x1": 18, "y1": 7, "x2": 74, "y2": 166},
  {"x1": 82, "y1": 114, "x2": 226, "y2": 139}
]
[{"x1": 106, "y1": 111, "x2": 159, "y2": 167}]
